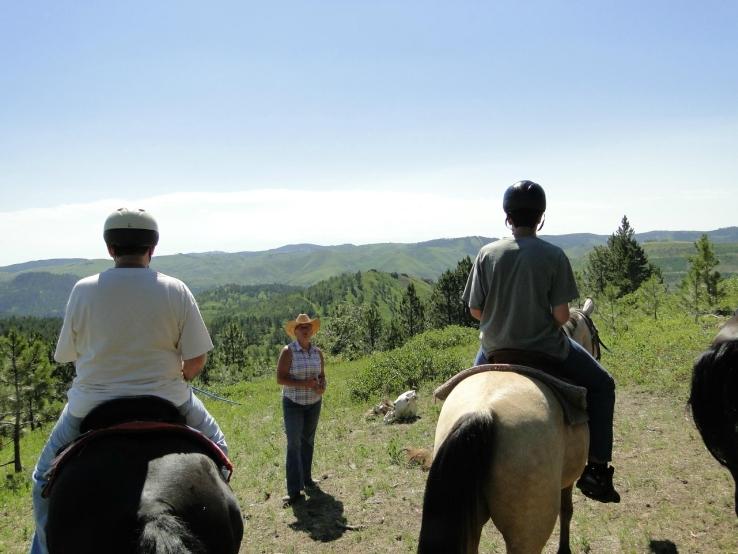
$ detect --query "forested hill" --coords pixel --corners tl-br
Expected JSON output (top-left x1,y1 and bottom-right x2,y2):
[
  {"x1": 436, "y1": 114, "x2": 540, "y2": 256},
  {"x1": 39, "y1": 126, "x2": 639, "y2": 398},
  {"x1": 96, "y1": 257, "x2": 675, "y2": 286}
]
[
  {"x1": 0, "y1": 236, "x2": 491, "y2": 289},
  {"x1": 197, "y1": 269, "x2": 432, "y2": 327},
  {"x1": 1, "y1": 229, "x2": 737, "y2": 317}
]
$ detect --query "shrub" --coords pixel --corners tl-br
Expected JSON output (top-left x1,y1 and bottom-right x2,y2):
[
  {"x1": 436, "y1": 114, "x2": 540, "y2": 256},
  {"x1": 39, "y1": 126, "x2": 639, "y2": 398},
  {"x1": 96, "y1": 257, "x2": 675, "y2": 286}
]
[{"x1": 348, "y1": 326, "x2": 474, "y2": 401}]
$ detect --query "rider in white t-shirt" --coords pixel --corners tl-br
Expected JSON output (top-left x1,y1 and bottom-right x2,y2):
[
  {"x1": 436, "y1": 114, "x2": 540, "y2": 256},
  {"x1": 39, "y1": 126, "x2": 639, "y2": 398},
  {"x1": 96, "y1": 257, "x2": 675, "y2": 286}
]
[{"x1": 29, "y1": 208, "x2": 228, "y2": 554}]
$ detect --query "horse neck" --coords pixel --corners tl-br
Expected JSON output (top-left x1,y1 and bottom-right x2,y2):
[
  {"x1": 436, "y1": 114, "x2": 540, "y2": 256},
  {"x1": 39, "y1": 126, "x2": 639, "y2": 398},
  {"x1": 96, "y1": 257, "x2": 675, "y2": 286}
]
[{"x1": 565, "y1": 311, "x2": 599, "y2": 359}]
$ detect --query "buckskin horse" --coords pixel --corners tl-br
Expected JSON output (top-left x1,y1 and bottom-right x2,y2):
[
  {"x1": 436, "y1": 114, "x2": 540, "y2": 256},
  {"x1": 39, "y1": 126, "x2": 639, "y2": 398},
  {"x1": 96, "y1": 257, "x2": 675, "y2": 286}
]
[
  {"x1": 45, "y1": 396, "x2": 243, "y2": 553},
  {"x1": 690, "y1": 312, "x2": 738, "y2": 517},
  {"x1": 418, "y1": 299, "x2": 603, "y2": 554}
]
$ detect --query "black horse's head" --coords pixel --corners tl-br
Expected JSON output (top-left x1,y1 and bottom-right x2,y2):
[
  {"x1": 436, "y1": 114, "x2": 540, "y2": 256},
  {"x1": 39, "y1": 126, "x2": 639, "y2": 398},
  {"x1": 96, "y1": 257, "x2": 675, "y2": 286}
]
[{"x1": 689, "y1": 339, "x2": 738, "y2": 517}]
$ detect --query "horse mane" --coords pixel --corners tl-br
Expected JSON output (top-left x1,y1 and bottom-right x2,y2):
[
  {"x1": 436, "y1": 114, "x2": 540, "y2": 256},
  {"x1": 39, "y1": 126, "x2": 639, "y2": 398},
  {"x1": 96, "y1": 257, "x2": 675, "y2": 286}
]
[
  {"x1": 138, "y1": 511, "x2": 206, "y2": 554},
  {"x1": 418, "y1": 411, "x2": 495, "y2": 554},
  {"x1": 690, "y1": 340, "x2": 738, "y2": 469}
]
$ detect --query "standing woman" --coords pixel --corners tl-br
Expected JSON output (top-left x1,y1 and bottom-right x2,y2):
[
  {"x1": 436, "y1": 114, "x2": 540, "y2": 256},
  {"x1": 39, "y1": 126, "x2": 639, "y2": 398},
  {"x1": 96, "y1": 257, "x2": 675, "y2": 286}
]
[{"x1": 277, "y1": 313, "x2": 326, "y2": 506}]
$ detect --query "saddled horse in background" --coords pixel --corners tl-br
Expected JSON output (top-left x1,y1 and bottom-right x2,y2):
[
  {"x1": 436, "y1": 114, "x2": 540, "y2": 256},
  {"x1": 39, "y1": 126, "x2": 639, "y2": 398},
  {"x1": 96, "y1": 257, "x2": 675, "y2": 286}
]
[
  {"x1": 45, "y1": 396, "x2": 243, "y2": 554},
  {"x1": 689, "y1": 312, "x2": 738, "y2": 517},
  {"x1": 418, "y1": 299, "x2": 602, "y2": 554}
]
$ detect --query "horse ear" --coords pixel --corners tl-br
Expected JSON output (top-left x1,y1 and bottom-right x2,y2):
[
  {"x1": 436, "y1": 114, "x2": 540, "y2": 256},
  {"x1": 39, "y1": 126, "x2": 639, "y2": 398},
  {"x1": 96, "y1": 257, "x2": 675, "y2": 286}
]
[{"x1": 582, "y1": 298, "x2": 594, "y2": 316}]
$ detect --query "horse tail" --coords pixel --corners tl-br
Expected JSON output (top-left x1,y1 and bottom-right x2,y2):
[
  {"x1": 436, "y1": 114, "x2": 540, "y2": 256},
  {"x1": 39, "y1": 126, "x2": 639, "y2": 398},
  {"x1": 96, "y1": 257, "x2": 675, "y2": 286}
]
[
  {"x1": 418, "y1": 410, "x2": 495, "y2": 554},
  {"x1": 138, "y1": 511, "x2": 206, "y2": 554}
]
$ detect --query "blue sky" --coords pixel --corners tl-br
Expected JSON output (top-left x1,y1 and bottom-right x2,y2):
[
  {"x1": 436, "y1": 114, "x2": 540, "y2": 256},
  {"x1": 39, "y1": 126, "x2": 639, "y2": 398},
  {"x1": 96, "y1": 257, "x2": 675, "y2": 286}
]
[{"x1": 1, "y1": 1, "x2": 736, "y2": 266}]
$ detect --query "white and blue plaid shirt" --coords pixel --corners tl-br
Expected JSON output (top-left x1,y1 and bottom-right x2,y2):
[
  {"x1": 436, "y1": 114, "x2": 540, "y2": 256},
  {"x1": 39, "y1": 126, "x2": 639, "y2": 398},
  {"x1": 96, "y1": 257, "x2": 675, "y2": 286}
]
[{"x1": 282, "y1": 341, "x2": 323, "y2": 405}]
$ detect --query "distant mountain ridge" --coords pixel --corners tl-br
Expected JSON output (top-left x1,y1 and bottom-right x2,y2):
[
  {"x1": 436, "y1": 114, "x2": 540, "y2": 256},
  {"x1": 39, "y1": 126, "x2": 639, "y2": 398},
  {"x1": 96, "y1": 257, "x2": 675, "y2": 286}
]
[{"x1": 1, "y1": 228, "x2": 737, "y2": 318}]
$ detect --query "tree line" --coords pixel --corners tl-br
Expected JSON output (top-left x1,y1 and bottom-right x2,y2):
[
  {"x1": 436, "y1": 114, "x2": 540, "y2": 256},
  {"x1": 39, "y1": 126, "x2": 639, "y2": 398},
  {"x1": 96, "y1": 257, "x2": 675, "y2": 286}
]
[{"x1": 202, "y1": 263, "x2": 478, "y2": 383}]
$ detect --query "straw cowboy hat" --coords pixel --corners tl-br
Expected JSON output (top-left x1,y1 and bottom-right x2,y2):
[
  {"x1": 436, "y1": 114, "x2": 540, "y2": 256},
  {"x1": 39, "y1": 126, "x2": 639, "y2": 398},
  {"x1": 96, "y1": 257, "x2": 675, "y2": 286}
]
[{"x1": 284, "y1": 314, "x2": 321, "y2": 338}]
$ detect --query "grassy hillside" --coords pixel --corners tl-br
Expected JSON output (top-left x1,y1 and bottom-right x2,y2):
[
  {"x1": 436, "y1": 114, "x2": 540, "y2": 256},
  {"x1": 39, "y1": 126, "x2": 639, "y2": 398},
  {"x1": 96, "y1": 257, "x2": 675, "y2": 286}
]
[
  {"x1": 642, "y1": 241, "x2": 738, "y2": 286},
  {"x1": 3, "y1": 301, "x2": 738, "y2": 553}
]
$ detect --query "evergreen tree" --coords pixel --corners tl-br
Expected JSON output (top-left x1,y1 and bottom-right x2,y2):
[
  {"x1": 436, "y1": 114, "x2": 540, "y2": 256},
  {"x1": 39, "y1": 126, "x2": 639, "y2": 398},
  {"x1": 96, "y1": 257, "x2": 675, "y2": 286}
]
[
  {"x1": 321, "y1": 302, "x2": 367, "y2": 359},
  {"x1": 583, "y1": 216, "x2": 655, "y2": 297},
  {"x1": 693, "y1": 234, "x2": 723, "y2": 308},
  {"x1": 0, "y1": 329, "x2": 54, "y2": 472},
  {"x1": 608, "y1": 216, "x2": 653, "y2": 295},
  {"x1": 430, "y1": 269, "x2": 458, "y2": 327},
  {"x1": 363, "y1": 302, "x2": 383, "y2": 351},
  {"x1": 399, "y1": 283, "x2": 425, "y2": 338},
  {"x1": 680, "y1": 234, "x2": 724, "y2": 316},
  {"x1": 636, "y1": 274, "x2": 668, "y2": 320},
  {"x1": 583, "y1": 245, "x2": 613, "y2": 297},
  {"x1": 680, "y1": 267, "x2": 703, "y2": 322},
  {"x1": 217, "y1": 319, "x2": 249, "y2": 368},
  {"x1": 429, "y1": 256, "x2": 476, "y2": 328},
  {"x1": 382, "y1": 317, "x2": 405, "y2": 350}
]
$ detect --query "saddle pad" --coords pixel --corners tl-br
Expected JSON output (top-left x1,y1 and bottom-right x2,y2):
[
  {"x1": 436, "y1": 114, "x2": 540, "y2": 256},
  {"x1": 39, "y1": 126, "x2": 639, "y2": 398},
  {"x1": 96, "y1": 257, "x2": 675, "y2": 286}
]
[
  {"x1": 433, "y1": 364, "x2": 589, "y2": 426},
  {"x1": 42, "y1": 421, "x2": 233, "y2": 498}
]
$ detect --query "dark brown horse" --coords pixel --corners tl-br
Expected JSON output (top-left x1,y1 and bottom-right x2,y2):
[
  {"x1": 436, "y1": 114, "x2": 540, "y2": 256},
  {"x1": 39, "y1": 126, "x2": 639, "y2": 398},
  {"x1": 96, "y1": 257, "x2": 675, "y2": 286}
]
[
  {"x1": 690, "y1": 313, "x2": 738, "y2": 517},
  {"x1": 45, "y1": 396, "x2": 243, "y2": 553}
]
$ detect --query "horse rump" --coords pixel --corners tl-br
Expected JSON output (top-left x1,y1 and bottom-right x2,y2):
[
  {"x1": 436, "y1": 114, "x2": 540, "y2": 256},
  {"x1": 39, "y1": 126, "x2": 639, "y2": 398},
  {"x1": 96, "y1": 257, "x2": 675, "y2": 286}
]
[
  {"x1": 46, "y1": 434, "x2": 243, "y2": 554},
  {"x1": 418, "y1": 411, "x2": 495, "y2": 553},
  {"x1": 690, "y1": 340, "x2": 738, "y2": 516},
  {"x1": 690, "y1": 341, "x2": 738, "y2": 467}
]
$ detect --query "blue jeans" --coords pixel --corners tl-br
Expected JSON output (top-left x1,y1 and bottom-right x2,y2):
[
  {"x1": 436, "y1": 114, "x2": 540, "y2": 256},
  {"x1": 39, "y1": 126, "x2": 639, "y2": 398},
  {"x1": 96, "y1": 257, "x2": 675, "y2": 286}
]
[
  {"x1": 29, "y1": 389, "x2": 227, "y2": 554},
  {"x1": 474, "y1": 337, "x2": 615, "y2": 462},
  {"x1": 282, "y1": 396, "x2": 322, "y2": 497}
]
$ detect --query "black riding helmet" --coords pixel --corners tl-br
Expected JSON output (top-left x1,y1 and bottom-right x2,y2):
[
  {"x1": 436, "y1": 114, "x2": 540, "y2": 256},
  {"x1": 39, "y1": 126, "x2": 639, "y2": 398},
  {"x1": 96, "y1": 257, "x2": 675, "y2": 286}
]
[
  {"x1": 103, "y1": 208, "x2": 159, "y2": 248},
  {"x1": 502, "y1": 180, "x2": 546, "y2": 214}
]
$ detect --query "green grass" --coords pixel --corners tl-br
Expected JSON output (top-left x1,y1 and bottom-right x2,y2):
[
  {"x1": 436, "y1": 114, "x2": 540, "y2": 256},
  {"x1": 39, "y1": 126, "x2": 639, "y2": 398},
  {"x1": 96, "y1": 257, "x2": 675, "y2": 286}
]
[{"x1": 3, "y1": 298, "x2": 738, "y2": 552}]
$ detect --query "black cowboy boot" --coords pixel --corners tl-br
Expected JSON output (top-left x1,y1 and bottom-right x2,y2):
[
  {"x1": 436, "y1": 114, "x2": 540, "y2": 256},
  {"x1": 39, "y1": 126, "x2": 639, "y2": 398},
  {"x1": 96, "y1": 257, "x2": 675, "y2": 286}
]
[{"x1": 576, "y1": 463, "x2": 621, "y2": 503}]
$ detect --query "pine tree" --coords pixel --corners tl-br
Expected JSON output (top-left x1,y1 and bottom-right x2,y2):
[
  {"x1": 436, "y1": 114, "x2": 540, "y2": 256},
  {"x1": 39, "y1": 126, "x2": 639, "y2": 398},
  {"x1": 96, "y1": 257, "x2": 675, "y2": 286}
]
[
  {"x1": 583, "y1": 216, "x2": 654, "y2": 297},
  {"x1": 429, "y1": 257, "x2": 476, "y2": 328},
  {"x1": 0, "y1": 329, "x2": 54, "y2": 472},
  {"x1": 680, "y1": 267, "x2": 703, "y2": 322},
  {"x1": 399, "y1": 283, "x2": 425, "y2": 338},
  {"x1": 363, "y1": 302, "x2": 383, "y2": 351},
  {"x1": 608, "y1": 216, "x2": 653, "y2": 295},
  {"x1": 382, "y1": 317, "x2": 405, "y2": 350},
  {"x1": 636, "y1": 274, "x2": 668, "y2": 320},
  {"x1": 583, "y1": 245, "x2": 614, "y2": 296},
  {"x1": 321, "y1": 302, "x2": 367, "y2": 359},
  {"x1": 680, "y1": 234, "x2": 724, "y2": 315}
]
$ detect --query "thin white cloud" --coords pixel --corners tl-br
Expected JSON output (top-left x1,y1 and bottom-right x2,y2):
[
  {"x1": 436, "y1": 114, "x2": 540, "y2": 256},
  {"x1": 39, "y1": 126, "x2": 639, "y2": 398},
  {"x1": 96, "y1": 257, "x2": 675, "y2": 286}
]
[
  {"x1": 0, "y1": 190, "x2": 496, "y2": 266},
  {"x1": 0, "y1": 185, "x2": 734, "y2": 267}
]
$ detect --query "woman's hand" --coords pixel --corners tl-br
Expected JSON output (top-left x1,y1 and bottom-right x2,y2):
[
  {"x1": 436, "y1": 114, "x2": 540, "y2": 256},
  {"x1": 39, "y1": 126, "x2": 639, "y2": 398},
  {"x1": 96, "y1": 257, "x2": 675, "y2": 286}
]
[{"x1": 309, "y1": 376, "x2": 326, "y2": 395}]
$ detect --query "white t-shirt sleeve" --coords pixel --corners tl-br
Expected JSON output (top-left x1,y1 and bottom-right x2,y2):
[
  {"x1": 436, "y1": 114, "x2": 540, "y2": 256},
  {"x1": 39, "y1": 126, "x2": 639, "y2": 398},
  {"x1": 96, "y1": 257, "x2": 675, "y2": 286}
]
[
  {"x1": 55, "y1": 286, "x2": 79, "y2": 363},
  {"x1": 179, "y1": 286, "x2": 214, "y2": 360}
]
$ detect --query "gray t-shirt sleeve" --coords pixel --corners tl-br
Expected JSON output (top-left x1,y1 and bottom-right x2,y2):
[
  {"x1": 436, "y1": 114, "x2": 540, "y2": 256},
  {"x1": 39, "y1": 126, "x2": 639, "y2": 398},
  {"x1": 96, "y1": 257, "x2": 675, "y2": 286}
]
[
  {"x1": 179, "y1": 286, "x2": 214, "y2": 360},
  {"x1": 549, "y1": 251, "x2": 579, "y2": 307},
  {"x1": 462, "y1": 252, "x2": 487, "y2": 309}
]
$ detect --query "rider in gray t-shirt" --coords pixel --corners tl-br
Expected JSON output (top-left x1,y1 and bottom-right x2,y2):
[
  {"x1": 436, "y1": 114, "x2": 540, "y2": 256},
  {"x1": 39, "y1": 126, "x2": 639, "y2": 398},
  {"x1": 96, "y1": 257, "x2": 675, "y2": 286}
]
[
  {"x1": 463, "y1": 180, "x2": 620, "y2": 504},
  {"x1": 464, "y1": 235, "x2": 578, "y2": 361}
]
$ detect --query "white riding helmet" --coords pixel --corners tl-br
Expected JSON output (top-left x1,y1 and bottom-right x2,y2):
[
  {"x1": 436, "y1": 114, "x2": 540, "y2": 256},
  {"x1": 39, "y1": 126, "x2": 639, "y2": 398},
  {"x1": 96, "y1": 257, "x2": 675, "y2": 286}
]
[{"x1": 103, "y1": 208, "x2": 159, "y2": 247}]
